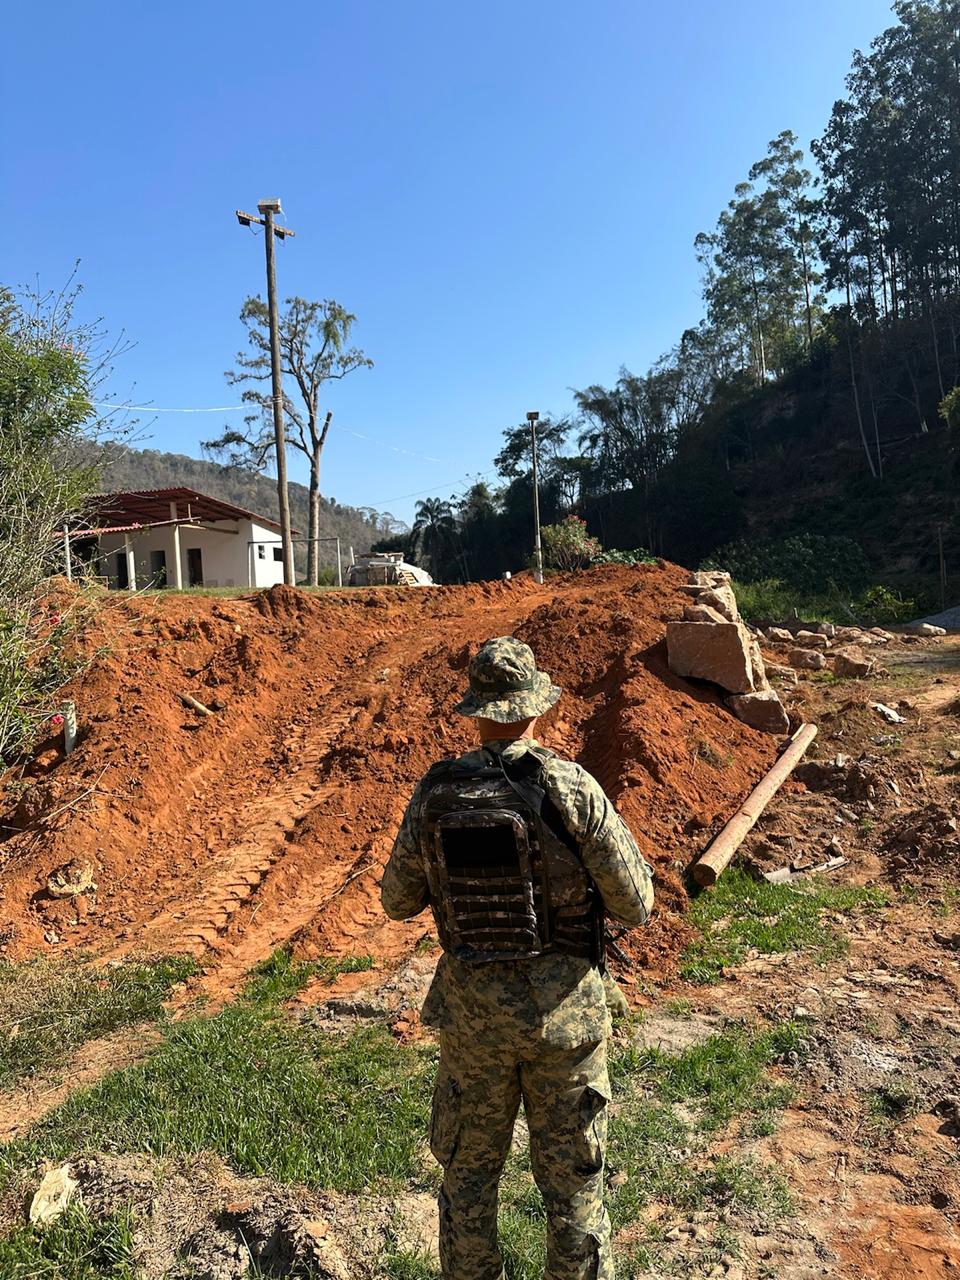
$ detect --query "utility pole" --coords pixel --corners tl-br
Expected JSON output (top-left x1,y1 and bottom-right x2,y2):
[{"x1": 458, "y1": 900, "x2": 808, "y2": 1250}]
[
  {"x1": 236, "y1": 198, "x2": 296, "y2": 586},
  {"x1": 527, "y1": 410, "x2": 544, "y2": 584}
]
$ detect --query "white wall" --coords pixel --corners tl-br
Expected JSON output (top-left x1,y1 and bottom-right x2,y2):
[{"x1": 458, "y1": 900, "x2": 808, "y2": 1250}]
[
  {"x1": 246, "y1": 521, "x2": 286, "y2": 588},
  {"x1": 98, "y1": 517, "x2": 285, "y2": 589}
]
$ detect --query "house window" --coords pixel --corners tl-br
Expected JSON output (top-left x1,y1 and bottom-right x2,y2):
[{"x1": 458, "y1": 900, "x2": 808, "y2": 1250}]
[
  {"x1": 257, "y1": 545, "x2": 266, "y2": 560},
  {"x1": 273, "y1": 547, "x2": 283, "y2": 562}
]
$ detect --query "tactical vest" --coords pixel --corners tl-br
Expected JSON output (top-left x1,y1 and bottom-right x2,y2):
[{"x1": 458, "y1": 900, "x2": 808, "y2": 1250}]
[{"x1": 419, "y1": 748, "x2": 603, "y2": 966}]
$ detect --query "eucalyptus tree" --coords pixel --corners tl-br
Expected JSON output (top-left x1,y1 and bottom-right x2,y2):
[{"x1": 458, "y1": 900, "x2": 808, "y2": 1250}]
[{"x1": 206, "y1": 296, "x2": 372, "y2": 585}]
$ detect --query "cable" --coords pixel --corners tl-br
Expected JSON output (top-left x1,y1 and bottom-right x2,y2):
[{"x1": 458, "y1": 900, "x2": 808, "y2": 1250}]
[
  {"x1": 92, "y1": 401, "x2": 446, "y2": 464},
  {"x1": 370, "y1": 467, "x2": 500, "y2": 509}
]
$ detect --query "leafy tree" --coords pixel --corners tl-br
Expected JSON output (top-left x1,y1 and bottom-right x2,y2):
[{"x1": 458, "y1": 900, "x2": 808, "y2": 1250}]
[
  {"x1": 205, "y1": 297, "x2": 372, "y2": 585},
  {"x1": 0, "y1": 281, "x2": 120, "y2": 757}
]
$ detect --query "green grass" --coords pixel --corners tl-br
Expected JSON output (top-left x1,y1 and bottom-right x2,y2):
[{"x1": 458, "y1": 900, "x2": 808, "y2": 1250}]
[
  {"x1": 0, "y1": 954, "x2": 198, "y2": 1089},
  {"x1": 0, "y1": 1206, "x2": 138, "y2": 1280},
  {"x1": 612, "y1": 1021, "x2": 805, "y2": 1132},
  {"x1": 0, "y1": 1005, "x2": 433, "y2": 1196},
  {"x1": 242, "y1": 947, "x2": 374, "y2": 1005},
  {"x1": 679, "y1": 867, "x2": 890, "y2": 983}
]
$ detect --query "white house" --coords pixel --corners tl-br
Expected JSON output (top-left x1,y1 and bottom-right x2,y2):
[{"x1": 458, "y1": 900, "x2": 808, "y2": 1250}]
[{"x1": 69, "y1": 488, "x2": 290, "y2": 590}]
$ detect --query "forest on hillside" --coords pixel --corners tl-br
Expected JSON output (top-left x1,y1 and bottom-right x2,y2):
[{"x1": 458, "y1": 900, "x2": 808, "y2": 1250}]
[
  {"x1": 387, "y1": 0, "x2": 960, "y2": 612},
  {"x1": 96, "y1": 446, "x2": 397, "y2": 572}
]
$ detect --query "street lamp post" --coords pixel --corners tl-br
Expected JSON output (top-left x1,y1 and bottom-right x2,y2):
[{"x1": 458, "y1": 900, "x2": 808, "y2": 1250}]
[
  {"x1": 236, "y1": 198, "x2": 296, "y2": 586},
  {"x1": 527, "y1": 410, "x2": 544, "y2": 584}
]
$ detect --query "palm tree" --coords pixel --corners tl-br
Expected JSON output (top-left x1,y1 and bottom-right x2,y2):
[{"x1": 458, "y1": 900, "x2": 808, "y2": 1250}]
[{"x1": 410, "y1": 498, "x2": 457, "y2": 581}]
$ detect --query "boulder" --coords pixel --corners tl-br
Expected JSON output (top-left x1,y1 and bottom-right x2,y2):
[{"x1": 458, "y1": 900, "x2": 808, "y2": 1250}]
[
  {"x1": 817, "y1": 622, "x2": 836, "y2": 638},
  {"x1": 788, "y1": 647, "x2": 827, "y2": 671},
  {"x1": 833, "y1": 646, "x2": 875, "y2": 679},
  {"x1": 697, "y1": 585, "x2": 739, "y2": 623},
  {"x1": 666, "y1": 621, "x2": 758, "y2": 694},
  {"x1": 766, "y1": 627, "x2": 794, "y2": 644},
  {"x1": 765, "y1": 662, "x2": 799, "y2": 685},
  {"x1": 690, "y1": 569, "x2": 731, "y2": 587},
  {"x1": 726, "y1": 690, "x2": 790, "y2": 734},
  {"x1": 796, "y1": 630, "x2": 830, "y2": 649},
  {"x1": 836, "y1": 626, "x2": 865, "y2": 642},
  {"x1": 907, "y1": 621, "x2": 947, "y2": 637},
  {"x1": 683, "y1": 603, "x2": 727, "y2": 624}
]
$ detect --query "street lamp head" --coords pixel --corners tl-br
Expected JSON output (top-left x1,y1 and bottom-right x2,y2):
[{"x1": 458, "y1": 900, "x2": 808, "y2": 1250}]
[
  {"x1": 526, "y1": 410, "x2": 540, "y2": 424},
  {"x1": 257, "y1": 197, "x2": 282, "y2": 214}
]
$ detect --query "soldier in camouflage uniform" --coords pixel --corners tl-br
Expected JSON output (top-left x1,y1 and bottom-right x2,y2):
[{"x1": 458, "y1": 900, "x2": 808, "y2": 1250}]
[{"x1": 381, "y1": 636, "x2": 654, "y2": 1280}]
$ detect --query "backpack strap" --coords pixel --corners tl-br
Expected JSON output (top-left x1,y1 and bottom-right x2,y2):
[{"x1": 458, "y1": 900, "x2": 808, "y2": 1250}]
[{"x1": 493, "y1": 751, "x2": 581, "y2": 858}]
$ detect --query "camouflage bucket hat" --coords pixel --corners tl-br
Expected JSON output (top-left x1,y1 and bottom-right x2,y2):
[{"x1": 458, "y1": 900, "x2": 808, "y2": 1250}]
[{"x1": 453, "y1": 636, "x2": 562, "y2": 723}]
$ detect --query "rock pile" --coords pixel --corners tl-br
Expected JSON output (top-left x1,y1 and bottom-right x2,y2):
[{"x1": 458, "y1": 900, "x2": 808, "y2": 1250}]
[
  {"x1": 759, "y1": 622, "x2": 899, "y2": 681},
  {"x1": 666, "y1": 571, "x2": 789, "y2": 735}
]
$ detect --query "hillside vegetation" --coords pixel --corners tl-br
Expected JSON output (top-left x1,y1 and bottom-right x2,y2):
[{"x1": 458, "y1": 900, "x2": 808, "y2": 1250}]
[
  {"x1": 95, "y1": 444, "x2": 393, "y2": 571},
  {"x1": 392, "y1": 0, "x2": 960, "y2": 613}
]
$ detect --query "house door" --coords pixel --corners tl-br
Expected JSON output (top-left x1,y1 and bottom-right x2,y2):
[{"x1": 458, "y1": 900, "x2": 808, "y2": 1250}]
[
  {"x1": 116, "y1": 552, "x2": 129, "y2": 590},
  {"x1": 186, "y1": 548, "x2": 203, "y2": 587},
  {"x1": 150, "y1": 549, "x2": 167, "y2": 587}
]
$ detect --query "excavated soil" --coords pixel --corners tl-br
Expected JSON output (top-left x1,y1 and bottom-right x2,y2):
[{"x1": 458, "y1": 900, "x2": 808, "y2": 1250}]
[{"x1": 0, "y1": 564, "x2": 776, "y2": 990}]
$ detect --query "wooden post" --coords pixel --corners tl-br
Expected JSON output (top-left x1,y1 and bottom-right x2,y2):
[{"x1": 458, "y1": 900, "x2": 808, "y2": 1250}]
[
  {"x1": 335, "y1": 537, "x2": 342, "y2": 587},
  {"x1": 170, "y1": 502, "x2": 183, "y2": 590},
  {"x1": 693, "y1": 723, "x2": 818, "y2": 887}
]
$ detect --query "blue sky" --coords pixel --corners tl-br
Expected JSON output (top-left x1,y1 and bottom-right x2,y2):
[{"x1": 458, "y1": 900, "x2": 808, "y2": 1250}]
[{"x1": 7, "y1": 0, "x2": 894, "y2": 525}]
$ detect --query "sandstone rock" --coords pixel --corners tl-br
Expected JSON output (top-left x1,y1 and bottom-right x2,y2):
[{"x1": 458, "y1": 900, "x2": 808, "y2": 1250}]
[
  {"x1": 726, "y1": 690, "x2": 790, "y2": 734},
  {"x1": 907, "y1": 621, "x2": 947, "y2": 637},
  {"x1": 788, "y1": 647, "x2": 826, "y2": 671},
  {"x1": 666, "y1": 621, "x2": 757, "y2": 694},
  {"x1": 683, "y1": 604, "x2": 727, "y2": 624},
  {"x1": 796, "y1": 630, "x2": 830, "y2": 649},
  {"x1": 690, "y1": 569, "x2": 731, "y2": 587},
  {"x1": 766, "y1": 627, "x2": 794, "y2": 644},
  {"x1": 833, "y1": 647, "x2": 875, "y2": 679},
  {"x1": 748, "y1": 639, "x2": 770, "y2": 691},
  {"x1": 697, "y1": 584, "x2": 739, "y2": 622},
  {"x1": 817, "y1": 622, "x2": 836, "y2": 637},
  {"x1": 765, "y1": 662, "x2": 799, "y2": 685},
  {"x1": 836, "y1": 626, "x2": 864, "y2": 641}
]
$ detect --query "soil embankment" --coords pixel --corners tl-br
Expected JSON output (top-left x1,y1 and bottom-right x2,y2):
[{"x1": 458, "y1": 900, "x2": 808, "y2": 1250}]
[{"x1": 0, "y1": 564, "x2": 776, "y2": 991}]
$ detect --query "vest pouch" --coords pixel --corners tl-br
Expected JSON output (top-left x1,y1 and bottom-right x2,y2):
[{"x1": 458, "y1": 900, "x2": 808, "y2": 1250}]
[{"x1": 434, "y1": 808, "x2": 544, "y2": 961}]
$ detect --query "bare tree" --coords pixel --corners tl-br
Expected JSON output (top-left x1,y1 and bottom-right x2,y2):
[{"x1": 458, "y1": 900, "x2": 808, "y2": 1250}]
[{"x1": 206, "y1": 297, "x2": 372, "y2": 585}]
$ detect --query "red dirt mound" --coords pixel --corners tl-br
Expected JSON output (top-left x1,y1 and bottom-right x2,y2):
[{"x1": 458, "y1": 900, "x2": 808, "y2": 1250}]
[{"x1": 0, "y1": 565, "x2": 776, "y2": 988}]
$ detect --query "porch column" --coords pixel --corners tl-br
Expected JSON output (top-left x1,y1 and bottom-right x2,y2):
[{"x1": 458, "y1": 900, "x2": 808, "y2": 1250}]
[
  {"x1": 170, "y1": 502, "x2": 183, "y2": 590},
  {"x1": 124, "y1": 535, "x2": 137, "y2": 591}
]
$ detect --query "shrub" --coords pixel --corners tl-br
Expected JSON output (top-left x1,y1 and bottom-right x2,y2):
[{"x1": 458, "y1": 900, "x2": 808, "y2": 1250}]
[
  {"x1": 0, "y1": 283, "x2": 118, "y2": 759},
  {"x1": 592, "y1": 547, "x2": 658, "y2": 566},
  {"x1": 540, "y1": 516, "x2": 602, "y2": 571},
  {"x1": 706, "y1": 532, "x2": 871, "y2": 595}
]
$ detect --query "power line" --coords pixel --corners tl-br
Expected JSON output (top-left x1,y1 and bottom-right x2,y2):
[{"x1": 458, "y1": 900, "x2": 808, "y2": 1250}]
[
  {"x1": 370, "y1": 467, "x2": 500, "y2": 509},
  {"x1": 92, "y1": 401, "x2": 447, "y2": 464}
]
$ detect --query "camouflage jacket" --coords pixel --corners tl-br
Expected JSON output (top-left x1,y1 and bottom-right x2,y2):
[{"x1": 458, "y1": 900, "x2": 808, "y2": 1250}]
[{"x1": 381, "y1": 739, "x2": 654, "y2": 1047}]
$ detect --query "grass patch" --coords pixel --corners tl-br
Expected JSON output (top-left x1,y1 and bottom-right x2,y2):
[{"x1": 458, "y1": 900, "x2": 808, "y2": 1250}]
[
  {"x1": 612, "y1": 1021, "x2": 805, "y2": 1133},
  {"x1": 0, "y1": 954, "x2": 197, "y2": 1089},
  {"x1": 0, "y1": 1205, "x2": 137, "y2": 1279},
  {"x1": 679, "y1": 867, "x2": 889, "y2": 983},
  {"x1": 242, "y1": 948, "x2": 375, "y2": 1005},
  {"x1": 382, "y1": 1246, "x2": 440, "y2": 1280},
  {"x1": 0, "y1": 1005, "x2": 432, "y2": 1196}
]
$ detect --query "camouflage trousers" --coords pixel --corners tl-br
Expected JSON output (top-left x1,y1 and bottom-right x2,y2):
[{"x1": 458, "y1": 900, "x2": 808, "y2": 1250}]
[{"x1": 430, "y1": 1026, "x2": 612, "y2": 1280}]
